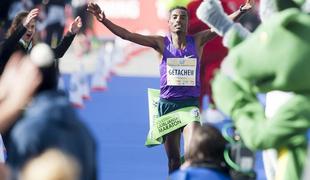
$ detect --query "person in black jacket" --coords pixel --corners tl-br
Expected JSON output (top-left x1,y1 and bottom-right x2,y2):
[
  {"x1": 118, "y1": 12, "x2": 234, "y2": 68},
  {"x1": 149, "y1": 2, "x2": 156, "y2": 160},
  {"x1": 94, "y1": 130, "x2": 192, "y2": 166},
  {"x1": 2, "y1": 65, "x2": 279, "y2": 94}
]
[
  {"x1": 0, "y1": 8, "x2": 82, "y2": 145},
  {"x1": 0, "y1": 8, "x2": 82, "y2": 92},
  {"x1": 0, "y1": 9, "x2": 39, "y2": 71},
  {"x1": 0, "y1": 8, "x2": 97, "y2": 180}
]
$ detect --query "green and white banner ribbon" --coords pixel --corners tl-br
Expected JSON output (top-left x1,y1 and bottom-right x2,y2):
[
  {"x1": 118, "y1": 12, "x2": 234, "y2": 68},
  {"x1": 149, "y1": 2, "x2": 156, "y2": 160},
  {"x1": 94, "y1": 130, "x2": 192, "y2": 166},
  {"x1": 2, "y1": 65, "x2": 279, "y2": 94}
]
[{"x1": 145, "y1": 88, "x2": 201, "y2": 147}]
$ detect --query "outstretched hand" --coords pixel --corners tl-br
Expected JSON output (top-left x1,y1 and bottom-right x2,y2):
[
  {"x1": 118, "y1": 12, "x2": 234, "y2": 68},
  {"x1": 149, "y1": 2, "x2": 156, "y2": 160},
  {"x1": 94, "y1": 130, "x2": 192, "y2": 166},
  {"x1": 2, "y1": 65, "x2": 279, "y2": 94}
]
[
  {"x1": 69, "y1": 16, "x2": 83, "y2": 34},
  {"x1": 242, "y1": 0, "x2": 255, "y2": 11},
  {"x1": 87, "y1": 3, "x2": 106, "y2": 23},
  {"x1": 23, "y1": 8, "x2": 39, "y2": 27}
]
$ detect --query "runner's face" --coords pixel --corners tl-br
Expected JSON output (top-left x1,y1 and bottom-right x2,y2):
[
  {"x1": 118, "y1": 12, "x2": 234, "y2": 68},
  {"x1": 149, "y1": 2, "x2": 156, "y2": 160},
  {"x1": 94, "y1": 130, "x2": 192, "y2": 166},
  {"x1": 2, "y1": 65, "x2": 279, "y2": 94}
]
[
  {"x1": 168, "y1": 9, "x2": 188, "y2": 34},
  {"x1": 22, "y1": 19, "x2": 36, "y2": 43}
]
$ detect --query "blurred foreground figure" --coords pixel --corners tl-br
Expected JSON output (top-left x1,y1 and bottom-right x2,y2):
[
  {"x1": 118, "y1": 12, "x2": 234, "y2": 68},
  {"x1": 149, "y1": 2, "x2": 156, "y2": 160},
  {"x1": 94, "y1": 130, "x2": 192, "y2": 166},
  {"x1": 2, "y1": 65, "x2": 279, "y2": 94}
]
[
  {"x1": 20, "y1": 149, "x2": 80, "y2": 180},
  {"x1": 0, "y1": 44, "x2": 97, "y2": 180},
  {"x1": 197, "y1": 0, "x2": 310, "y2": 179}
]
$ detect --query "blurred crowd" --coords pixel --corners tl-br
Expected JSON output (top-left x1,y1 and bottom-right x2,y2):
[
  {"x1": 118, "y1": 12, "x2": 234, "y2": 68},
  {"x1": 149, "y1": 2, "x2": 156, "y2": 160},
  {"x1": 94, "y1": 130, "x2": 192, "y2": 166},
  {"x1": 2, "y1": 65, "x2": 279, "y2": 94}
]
[
  {"x1": 0, "y1": 0, "x2": 92, "y2": 44},
  {"x1": 0, "y1": 1, "x2": 97, "y2": 180}
]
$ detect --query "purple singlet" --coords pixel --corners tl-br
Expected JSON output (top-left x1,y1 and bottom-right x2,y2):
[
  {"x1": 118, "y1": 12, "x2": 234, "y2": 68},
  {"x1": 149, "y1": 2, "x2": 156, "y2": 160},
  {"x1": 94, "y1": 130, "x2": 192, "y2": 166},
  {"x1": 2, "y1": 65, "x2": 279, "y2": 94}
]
[{"x1": 159, "y1": 35, "x2": 200, "y2": 100}]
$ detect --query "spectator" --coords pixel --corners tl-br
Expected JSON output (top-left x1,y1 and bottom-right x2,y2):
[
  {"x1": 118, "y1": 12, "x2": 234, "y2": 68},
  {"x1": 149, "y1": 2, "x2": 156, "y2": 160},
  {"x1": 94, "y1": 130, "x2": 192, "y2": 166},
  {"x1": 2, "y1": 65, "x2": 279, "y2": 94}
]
[
  {"x1": 0, "y1": 44, "x2": 97, "y2": 180},
  {"x1": 0, "y1": 9, "x2": 82, "y2": 145},
  {"x1": 170, "y1": 124, "x2": 230, "y2": 180}
]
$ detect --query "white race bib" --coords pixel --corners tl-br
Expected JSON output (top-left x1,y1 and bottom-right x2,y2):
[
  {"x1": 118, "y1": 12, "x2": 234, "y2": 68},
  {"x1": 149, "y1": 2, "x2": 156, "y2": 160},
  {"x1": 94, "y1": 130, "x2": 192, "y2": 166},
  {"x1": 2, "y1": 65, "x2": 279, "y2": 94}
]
[{"x1": 166, "y1": 58, "x2": 197, "y2": 86}]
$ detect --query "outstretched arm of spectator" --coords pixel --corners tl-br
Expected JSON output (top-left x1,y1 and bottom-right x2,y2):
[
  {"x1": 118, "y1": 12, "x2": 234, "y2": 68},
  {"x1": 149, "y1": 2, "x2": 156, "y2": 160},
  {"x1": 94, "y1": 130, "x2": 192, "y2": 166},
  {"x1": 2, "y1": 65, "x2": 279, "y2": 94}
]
[
  {"x1": 0, "y1": 9, "x2": 39, "y2": 74},
  {"x1": 53, "y1": 16, "x2": 83, "y2": 59}
]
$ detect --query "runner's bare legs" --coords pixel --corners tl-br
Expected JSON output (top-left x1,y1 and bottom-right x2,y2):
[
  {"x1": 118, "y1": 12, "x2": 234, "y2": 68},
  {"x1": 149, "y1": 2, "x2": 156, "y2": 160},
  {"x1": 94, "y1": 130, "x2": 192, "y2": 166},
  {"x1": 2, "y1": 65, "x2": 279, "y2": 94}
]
[
  {"x1": 164, "y1": 129, "x2": 181, "y2": 173},
  {"x1": 183, "y1": 121, "x2": 200, "y2": 155}
]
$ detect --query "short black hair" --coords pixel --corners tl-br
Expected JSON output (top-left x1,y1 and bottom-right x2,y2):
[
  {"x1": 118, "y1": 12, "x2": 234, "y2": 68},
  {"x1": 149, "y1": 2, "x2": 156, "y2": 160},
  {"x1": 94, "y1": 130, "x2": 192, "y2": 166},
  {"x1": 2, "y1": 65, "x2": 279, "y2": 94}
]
[{"x1": 169, "y1": 6, "x2": 188, "y2": 15}]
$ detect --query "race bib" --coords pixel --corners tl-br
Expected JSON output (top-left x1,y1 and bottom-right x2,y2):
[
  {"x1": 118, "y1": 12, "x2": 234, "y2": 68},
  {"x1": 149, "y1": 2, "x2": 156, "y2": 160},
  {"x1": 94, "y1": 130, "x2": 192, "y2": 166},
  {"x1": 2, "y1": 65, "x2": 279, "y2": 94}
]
[{"x1": 166, "y1": 58, "x2": 197, "y2": 86}]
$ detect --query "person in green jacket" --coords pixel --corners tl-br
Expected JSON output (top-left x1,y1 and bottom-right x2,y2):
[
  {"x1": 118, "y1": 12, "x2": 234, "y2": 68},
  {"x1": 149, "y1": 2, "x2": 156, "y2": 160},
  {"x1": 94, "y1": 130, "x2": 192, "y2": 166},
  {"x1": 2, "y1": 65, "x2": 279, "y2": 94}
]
[{"x1": 197, "y1": 0, "x2": 310, "y2": 179}]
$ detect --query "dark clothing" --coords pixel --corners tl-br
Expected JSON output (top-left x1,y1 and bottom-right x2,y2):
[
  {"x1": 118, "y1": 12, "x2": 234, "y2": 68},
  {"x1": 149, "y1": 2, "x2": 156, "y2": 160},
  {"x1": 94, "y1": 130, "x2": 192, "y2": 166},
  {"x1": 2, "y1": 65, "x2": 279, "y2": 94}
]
[
  {"x1": 39, "y1": 31, "x2": 75, "y2": 92},
  {"x1": 0, "y1": 24, "x2": 75, "y2": 147},
  {"x1": 47, "y1": 0, "x2": 68, "y2": 6},
  {"x1": 7, "y1": 90, "x2": 97, "y2": 180},
  {"x1": 158, "y1": 97, "x2": 199, "y2": 117},
  {"x1": 0, "y1": 25, "x2": 28, "y2": 73},
  {"x1": 31, "y1": 0, "x2": 43, "y2": 6},
  {"x1": 73, "y1": 4, "x2": 92, "y2": 33},
  {"x1": 45, "y1": 22, "x2": 65, "y2": 47},
  {"x1": 0, "y1": 24, "x2": 75, "y2": 91},
  {"x1": 44, "y1": 0, "x2": 67, "y2": 46},
  {"x1": 0, "y1": 0, "x2": 13, "y2": 22}
]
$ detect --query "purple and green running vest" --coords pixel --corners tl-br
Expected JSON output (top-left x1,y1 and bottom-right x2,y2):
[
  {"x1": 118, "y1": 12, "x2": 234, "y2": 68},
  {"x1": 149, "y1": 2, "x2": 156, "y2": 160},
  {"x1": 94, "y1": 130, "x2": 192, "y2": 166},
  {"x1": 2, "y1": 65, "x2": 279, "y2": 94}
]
[{"x1": 160, "y1": 35, "x2": 200, "y2": 100}]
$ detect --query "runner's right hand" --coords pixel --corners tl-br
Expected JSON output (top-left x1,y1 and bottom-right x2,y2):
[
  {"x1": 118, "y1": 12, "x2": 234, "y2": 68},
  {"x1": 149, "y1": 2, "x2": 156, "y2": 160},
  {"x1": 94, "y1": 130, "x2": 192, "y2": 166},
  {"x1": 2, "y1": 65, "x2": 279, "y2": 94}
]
[{"x1": 87, "y1": 3, "x2": 106, "y2": 23}]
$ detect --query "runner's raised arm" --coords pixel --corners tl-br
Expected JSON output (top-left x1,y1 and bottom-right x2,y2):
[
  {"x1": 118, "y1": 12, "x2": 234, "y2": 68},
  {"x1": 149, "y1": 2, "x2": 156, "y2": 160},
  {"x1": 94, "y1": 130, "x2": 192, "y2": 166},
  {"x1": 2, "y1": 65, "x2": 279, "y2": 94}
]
[{"x1": 87, "y1": 3, "x2": 164, "y2": 53}]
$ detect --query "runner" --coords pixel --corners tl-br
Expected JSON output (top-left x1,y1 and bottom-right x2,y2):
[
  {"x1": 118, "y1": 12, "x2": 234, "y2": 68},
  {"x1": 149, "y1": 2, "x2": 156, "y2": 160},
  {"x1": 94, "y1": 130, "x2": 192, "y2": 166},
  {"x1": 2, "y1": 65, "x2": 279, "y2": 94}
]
[{"x1": 87, "y1": 2, "x2": 252, "y2": 173}]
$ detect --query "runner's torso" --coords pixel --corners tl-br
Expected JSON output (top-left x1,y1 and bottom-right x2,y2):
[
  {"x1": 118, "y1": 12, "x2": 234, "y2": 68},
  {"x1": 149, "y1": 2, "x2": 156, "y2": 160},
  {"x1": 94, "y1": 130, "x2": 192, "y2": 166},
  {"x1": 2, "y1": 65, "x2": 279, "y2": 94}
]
[{"x1": 160, "y1": 35, "x2": 200, "y2": 100}]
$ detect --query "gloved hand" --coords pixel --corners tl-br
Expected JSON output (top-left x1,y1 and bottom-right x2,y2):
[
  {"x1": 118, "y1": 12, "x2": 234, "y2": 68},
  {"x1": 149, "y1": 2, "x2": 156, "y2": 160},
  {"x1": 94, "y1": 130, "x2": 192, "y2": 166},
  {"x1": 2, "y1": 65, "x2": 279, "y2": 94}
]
[{"x1": 196, "y1": 0, "x2": 233, "y2": 36}]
